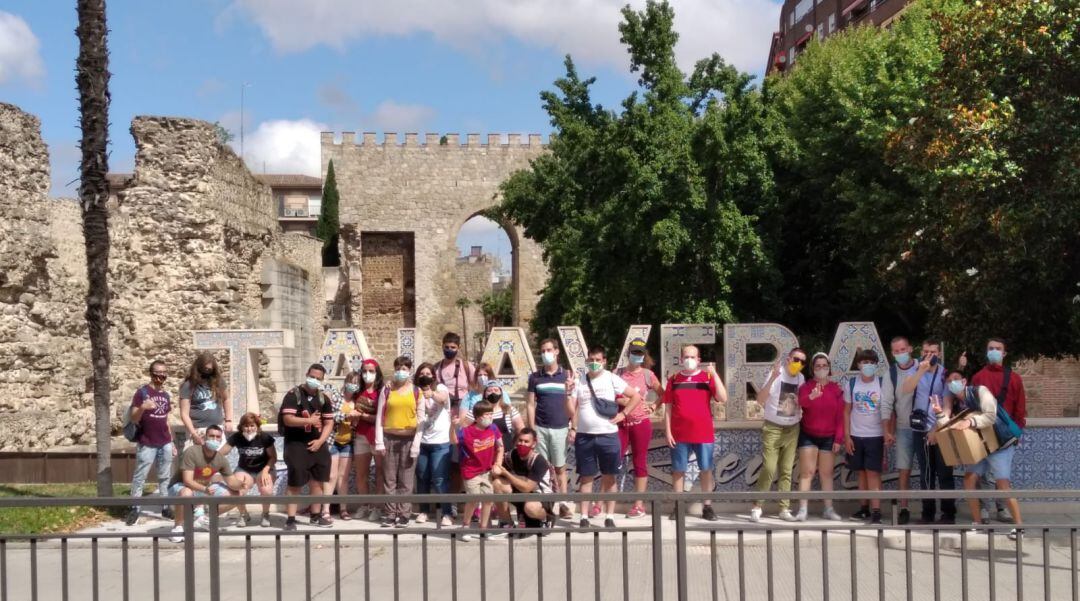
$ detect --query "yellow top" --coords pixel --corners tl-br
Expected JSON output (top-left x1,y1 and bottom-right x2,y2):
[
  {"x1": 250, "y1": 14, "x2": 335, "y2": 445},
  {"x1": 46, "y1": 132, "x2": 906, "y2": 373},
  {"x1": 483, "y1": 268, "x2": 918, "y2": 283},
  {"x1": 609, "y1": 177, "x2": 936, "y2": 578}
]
[
  {"x1": 383, "y1": 386, "x2": 417, "y2": 430},
  {"x1": 334, "y1": 401, "x2": 354, "y2": 445}
]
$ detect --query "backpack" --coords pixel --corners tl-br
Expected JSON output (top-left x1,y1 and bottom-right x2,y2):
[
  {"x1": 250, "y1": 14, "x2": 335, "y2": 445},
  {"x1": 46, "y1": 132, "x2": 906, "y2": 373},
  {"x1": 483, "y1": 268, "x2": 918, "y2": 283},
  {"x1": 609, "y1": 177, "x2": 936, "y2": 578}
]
[
  {"x1": 122, "y1": 387, "x2": 147, "y2": 443},
  {"x1": 277, "y1": 386, "x2": 320, "y2": 435},
  {"x1": 988, "y1": 369, "x2": 1023, "y2": 448}
]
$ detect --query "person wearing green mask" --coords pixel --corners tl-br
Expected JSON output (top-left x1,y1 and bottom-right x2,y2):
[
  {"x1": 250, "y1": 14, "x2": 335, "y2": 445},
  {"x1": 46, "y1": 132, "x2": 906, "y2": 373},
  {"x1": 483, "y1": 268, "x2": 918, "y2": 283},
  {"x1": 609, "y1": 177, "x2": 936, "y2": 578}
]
[{"x1": 750, "y1": 347, "x2": 807, "y2": 523}]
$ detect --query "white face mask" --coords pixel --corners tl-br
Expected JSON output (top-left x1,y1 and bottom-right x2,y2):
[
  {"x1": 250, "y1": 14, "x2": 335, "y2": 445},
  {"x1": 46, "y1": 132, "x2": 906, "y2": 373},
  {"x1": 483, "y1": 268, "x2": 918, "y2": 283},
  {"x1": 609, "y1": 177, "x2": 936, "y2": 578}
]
[
  {"x1": 541, "y1": 351, "x2": 556, "y2": 366},
  {"x1": 362, "y1": 371, "x2": 376, "y2": 384},
  {"x1": 476, "y1": 416, "x2": 493, "y2": 429},
  {"x1": 814, "y1": 368, "x2": 830, "y2": 381},
  {"x1": 682, "y1": 358, "x2": 699, "y2": 371},
  {"x1": 243, "y1": 431, "x2": 257, "y2": 442}
]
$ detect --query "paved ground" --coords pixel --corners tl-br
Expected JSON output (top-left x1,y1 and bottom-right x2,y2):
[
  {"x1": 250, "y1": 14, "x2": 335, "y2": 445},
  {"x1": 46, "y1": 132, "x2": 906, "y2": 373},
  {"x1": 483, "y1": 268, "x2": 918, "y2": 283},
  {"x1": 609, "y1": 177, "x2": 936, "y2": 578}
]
[{"x1": 2, "y1": 505, "x2": 1077, "y2": 600}]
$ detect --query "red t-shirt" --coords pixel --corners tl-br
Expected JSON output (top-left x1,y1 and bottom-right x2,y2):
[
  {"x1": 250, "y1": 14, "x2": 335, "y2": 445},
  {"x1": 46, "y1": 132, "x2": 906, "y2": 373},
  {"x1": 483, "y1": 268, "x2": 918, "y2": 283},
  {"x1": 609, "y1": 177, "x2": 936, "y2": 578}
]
[
  {"x1": 458, "y1": 424, "x2": 502, "y2": 480},
  {"x1": 971, "y1": 364, "x2": 1027, "y2": 429},
  {"x1": 661, "y1": 371, "x2": 718, "y2": 444}
]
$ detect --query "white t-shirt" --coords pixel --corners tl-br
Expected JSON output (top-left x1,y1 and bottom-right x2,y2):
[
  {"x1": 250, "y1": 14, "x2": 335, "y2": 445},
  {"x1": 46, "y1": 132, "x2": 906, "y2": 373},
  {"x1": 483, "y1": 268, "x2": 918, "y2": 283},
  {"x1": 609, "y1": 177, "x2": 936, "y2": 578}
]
[
  {"x1": 575, "y1": 371, "x2": 628, "y2": 435},
  {"x1": 844, "y1": 377, "x2": 886, "y2": 438},
  {"x1": 762, "y1": 372, "x2": 805, "y2": 426},
  {"x1": 420, "y1": 384, "x2": 452, "y2": 444}
]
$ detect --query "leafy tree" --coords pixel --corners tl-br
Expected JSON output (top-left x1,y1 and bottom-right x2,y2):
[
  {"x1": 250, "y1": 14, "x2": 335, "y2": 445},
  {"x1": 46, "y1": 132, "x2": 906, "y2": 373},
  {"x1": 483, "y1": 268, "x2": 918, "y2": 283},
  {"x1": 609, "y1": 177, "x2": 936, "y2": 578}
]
[
  {"x1": 455, "y1": 297, "x2": 472, "y2": 359},
  {"x1": 317, "y1": 160, "x2": 341, "y2": 266},
  {"x1": 213, "y1": 121, "x2": 234, "y2": 144},
  {"x1": 888, "y1": 0, "x2": 1080, "y2": 358},
  {"x1": 494, "y1": 1, "x2": 777, "y2": 352},
  {"x1": 479, "y1": 289, "x2": 513, "y2": 332}
]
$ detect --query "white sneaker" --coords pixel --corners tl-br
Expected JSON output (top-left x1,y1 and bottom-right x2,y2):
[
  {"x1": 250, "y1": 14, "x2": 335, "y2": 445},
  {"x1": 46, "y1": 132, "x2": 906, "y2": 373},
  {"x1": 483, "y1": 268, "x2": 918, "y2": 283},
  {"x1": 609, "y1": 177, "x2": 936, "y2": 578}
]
[
  {"x1": 998, "y1": 508, "x2": 1015, "y2": 524},
  {"x1": 749, "y1": 507, "x2": 762, "y2": 523},
  {"x1": 367, "y1": 509, "x2": 381, "y2": 522},
  {"x1": 169, "y1": 525, "x2": 184, "y2": 543},
  {"x1": 794, "y1": 508, "x2": 808, "y2": 522},
  {"x1": 415, "y1": 513, "x2": 429, "y2": 524},
  {"x1": 779, "y1": 510, "x2": 797, "y2": 522},
  {"x1": 440, "y1": 515, "x2": 453, "y2": 528},
  {"x1": 1007, "y1": 528, "x2": 1023, "y2": 541},
  {"x1": 459, "y1": 526, "x2": 473, "y2": 542},
  {"x1": 822, "y1": 507, "x2": 843, "y2": 522},
  {"x1": 193, "y1": 515, "x2": 209, "y2": 531},
  {"x1": 980, "y1": 508, "x2": 990, "y2": 523}
]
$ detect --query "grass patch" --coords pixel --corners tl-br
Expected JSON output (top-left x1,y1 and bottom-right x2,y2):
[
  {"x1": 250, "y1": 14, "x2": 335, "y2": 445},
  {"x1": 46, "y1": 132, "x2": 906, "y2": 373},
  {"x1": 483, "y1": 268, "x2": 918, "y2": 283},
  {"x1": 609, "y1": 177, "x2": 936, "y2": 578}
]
[{"x1": 0, "y1": 483, "x2": 132, "y2": 534}]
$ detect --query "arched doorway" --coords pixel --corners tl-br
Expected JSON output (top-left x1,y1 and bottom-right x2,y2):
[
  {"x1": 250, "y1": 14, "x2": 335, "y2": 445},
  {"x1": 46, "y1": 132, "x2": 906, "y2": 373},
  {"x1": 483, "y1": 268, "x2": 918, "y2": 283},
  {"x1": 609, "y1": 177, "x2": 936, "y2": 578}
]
[{"x1": 452, "y1": 214, "x2": 516, "y2": 362}]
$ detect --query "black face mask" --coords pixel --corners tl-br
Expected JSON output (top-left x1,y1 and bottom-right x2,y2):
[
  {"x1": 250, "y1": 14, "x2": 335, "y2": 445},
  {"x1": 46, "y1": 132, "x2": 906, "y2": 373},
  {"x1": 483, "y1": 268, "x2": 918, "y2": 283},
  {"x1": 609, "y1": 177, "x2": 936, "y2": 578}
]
[
  {"x1": 485, "y1": 393, "x2": 501, "y2": 404},
  {"x1": 416, "y1": 375, "x2": 434, "y2": 387},
  {"x1": 200, "y1": 367, "x2": 215, "y2": 378}
]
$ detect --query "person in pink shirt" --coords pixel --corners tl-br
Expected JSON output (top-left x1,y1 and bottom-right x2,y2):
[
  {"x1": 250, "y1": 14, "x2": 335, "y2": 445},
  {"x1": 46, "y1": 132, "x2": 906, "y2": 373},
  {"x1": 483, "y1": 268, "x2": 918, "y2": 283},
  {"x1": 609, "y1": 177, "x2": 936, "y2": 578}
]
[
  {"x1": 614, "y1": 337, "x2": 664, "y2": 518},
  {"x1": 794, "y1": 352, "x2": 845, "y2": 521}
]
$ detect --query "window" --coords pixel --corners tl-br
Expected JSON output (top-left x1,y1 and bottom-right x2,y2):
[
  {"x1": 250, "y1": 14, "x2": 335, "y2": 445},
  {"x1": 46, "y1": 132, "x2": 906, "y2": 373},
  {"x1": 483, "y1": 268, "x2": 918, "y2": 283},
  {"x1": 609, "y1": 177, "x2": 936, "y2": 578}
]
[
  {"x1": 829, "y1": 14, "x2": 836, "y2": 33},
  {"x1": 793, "y1": 0, "x2": 814, "y2": 23},
  {"x1": 789, "y1": 46, "x2": 796, "y2": 65},
  {"x1": 789, "y1": 11, "x2": 795, "y2": 27},
  {"x1": 817, "y1": 22, "x2": 824, "y2": 40},
  {"x1": 283, "y1": 193, "x2": 308, "y2": 217},
  {"x1": 307, "y1": 196, "x2": 321, "y2": 217}
]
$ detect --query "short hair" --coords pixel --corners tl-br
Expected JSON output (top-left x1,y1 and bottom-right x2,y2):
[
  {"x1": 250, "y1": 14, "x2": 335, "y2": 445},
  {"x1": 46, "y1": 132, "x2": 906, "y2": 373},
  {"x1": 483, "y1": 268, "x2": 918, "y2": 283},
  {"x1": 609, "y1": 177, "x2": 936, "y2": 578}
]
[
  {"x1": 472, "y1": 400, "x2": 494, "y2": 418},
  {"x1": 855, "y1": 349, "x2": 879, "y2": 364},
  {"x1": 588, "y1": 346, "x2": 606, "y2": 358},
  {"x1": 539, "y1": 338, "x2": 559, "y2": 350},
  {"x1": 516, "y1": 427, "x2": 537, "y2": 441},
  {"x1": 307, "y1": 363, "x2": 327, "y2": 376},
  {"x1": 789, "y1": 347, "x2": 807, "y2": 359},
  {"x1": 442, "y1": 332, "x2": 461, "y2": 346},
  {"x1": 238, "y1": 412, "x2": 261, "y2": 429},
  {"x1": 922, "y1": 338, "x2": 941, "y2": 349},
  {"x1": 890, "y1": 336, "x2": 910, "y2": 347},
  {"x1": 393, "y1": 355, "x2": 413, "y2": 370},
  {"x1": 988, "y1": 337, "x2": 1008, "y2": 350},
  {"x1": 149, "y1": 359, "x2": 166, "y2": 373},
  {"x1": 680, "y1": 344, "x2": 699, "y2": 356},
  {"x1": 205, "y1": 424, "x2": 224, "y2": 436},
  {"x1": 947, "y1": 370, "x2": 965, "y2": 379}
]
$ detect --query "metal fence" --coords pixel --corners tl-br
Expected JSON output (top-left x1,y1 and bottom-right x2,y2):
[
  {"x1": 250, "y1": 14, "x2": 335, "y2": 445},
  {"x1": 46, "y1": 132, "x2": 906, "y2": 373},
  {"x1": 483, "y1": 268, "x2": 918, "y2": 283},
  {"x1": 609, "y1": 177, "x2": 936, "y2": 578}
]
[{"x1": 0, "y1": 489, "x2": 1076, "y2": 601}]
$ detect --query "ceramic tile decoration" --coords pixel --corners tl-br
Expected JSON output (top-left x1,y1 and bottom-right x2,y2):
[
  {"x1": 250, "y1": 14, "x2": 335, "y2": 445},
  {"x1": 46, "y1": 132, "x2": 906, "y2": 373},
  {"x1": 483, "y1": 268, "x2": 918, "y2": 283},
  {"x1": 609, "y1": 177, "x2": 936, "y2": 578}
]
[
  {"x1": 614, "y1": 325, "x2": 653, "y2": 370},
  {"x1": 660, "y1": 324, "x2": 718, "y2": 382},
  {"x1": 397, "y1": 328, "x2": 417, "y2": 364},
  {"x1": 192, "y1": 329, "x2": 294, "y2": 417},
  {"x1": 317, "y1": 329, "x2": 373, "y2": 397},
  {"x1": 827, "y1": 321, "x2": 889, "y2": 383},
  {"x1": 556, "y1": 326, "x2": 589, "y2": 378},
  {"x1": 479, "y1": 327, "x2": 537, "y2": 395},
  {"x1": 722, "y1": 323, "x2": 799, "y2": 420}
]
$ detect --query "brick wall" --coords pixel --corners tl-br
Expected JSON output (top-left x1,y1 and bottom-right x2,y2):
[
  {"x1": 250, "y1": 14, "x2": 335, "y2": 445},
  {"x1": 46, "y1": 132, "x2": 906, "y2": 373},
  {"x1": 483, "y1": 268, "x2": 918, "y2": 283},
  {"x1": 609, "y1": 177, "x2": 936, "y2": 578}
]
[
  {"x1": 1016, "y1": 358, "x2": 1080, "y2": 418},
  {"x1": 358, "y1": 232, "x2": 415, "y2": 363}
]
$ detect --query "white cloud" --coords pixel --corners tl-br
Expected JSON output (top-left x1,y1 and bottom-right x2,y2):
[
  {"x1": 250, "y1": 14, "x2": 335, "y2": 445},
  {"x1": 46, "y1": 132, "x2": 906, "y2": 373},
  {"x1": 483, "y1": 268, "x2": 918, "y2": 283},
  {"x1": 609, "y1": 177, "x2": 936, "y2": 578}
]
[
  {"x1": 369, "y1": 100, "x2": 436, "y2": 132},
  {"x1": 0, "y1": 11, "x2": 45, "y2": 86},
  {"x1": 227, "y1": 0, "x2": 781, "y2": 75},
  {"x1": 237, "y1": 118, "x2": 327, "y2": 176}
]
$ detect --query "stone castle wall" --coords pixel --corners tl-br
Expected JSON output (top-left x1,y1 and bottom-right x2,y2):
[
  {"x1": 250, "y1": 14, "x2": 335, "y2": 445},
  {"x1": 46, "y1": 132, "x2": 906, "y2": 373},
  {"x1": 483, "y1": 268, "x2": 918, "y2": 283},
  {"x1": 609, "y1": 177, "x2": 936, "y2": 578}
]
[
  {"x1": 323, "y1": 132, "x2": 549, "y2": 365},
  {"x1": 0, "y1": 105, "x2": 326, "y2": 449}
]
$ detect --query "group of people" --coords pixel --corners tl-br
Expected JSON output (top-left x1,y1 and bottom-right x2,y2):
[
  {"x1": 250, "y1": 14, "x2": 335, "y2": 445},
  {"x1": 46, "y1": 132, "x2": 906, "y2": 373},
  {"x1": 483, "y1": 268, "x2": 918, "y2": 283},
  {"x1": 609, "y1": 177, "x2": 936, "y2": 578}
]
[{"x1": 122, "y1": 331, "x2": 1028, "y2": 541}]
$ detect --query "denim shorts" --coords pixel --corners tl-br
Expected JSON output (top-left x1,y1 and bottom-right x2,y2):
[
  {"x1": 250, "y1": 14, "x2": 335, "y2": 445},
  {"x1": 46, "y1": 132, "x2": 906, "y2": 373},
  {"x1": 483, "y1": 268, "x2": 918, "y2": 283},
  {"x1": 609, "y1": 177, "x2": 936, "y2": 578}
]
[
  {"x1": 168, "y1": 481, "x2": 231, "y2": 497},
  {"x1": 797, "y1": 432, "x2": 834, "y2": 452},
  {"x1": 328, "y1": 441, "x2": 353, "y2": 457},
  {"x1": 894, "y1": 428, "x2": 915, "y2": 471},
  {"x1": 671, "y1": 442, "x2": 714, "y2": 473},
  {"x1": 965, "y1": 444, "x2": 1016, "y2": 481}
]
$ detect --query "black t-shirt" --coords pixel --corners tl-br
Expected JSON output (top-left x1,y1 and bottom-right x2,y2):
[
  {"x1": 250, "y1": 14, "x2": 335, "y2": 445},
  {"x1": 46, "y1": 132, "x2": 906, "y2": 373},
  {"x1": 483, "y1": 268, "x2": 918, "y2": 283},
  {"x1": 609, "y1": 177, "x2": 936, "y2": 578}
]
[
  {"x1": 227, "y1": 431, "x2": 276, "y2": 472},
  {"x1": 279, "y1": 388, "x2": 334, "y2": 443},
  {"x1": 509, "y1": 451, "x2": 553, "y2": 494}
]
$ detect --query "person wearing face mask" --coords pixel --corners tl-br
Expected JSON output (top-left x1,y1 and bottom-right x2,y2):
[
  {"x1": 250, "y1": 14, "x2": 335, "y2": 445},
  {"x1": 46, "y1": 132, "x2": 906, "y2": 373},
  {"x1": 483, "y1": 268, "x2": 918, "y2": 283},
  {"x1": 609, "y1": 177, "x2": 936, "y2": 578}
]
[
  {"x1": 433, "y1": 332, "x2": 474, "y2": 417},
  {"x1": 842, "y1": 349, "x2": 894, "y2": 525},
  {"x1": 166, "y1": 425, "x2": 249, "y2": 543},
  {"x1": 568, "y1": 347, "x2": 641, "y2": 529},
  {"x1": 614, "y1": 338, "x2": 664, "y2": 519},
  {"x1": 898, "y1": 338, "x2": 954, "y2": 525},
  {"x1": 967, "y1": 337, "x2": 1026, "y2": 525},
  {"x1": 412, "y1": 362, "x2": 453, "y2": 525},
  {"x1": 352, "y1": 359, "x2": 384, "y2": 521},
  {"x1": 221, "y1": 412, "x2": 277, "y2": 527},
  {"x1": 939, "y1": 370, "x2": 1024, "y2": 540},
  {"x1": 463, "y1": 382, "x2": 525, "y2": 529},
  {"x1": 374, "y1": 355, "x2": 427, "y2": 528},
  {"x1": 492, "y1": 427, "x2": 556, "y2": 534},
  {"x1": 526, "y1": 338, "x2": 575, "y2": 517},
  {"x1": 461, "y1": 363, "x2": 510, "y2": 412},
  {"x1": 179, "y1": 352, "x2": 233, "y2": 447},
  {"x1": 662, "y1": 344, "x2": 726, "y2": 521},
  {"x1": 883, "y1": 336, "x2": 920, "y2": 524},
  {"x1": 750, "y1": 348, "x2": 808, "y2": 523},
  {"x1": 456, "y1": 400, "x2": 505, "y2": 540},
  {"x1": 125, "y1": 360, "x2": 178, "y2": 526},
  {"x1": 326, "y1": 371, "x2": 363, "y2": 520},
  {"x1": 279, "y1": 364, "x2": 336, "y2": 531},
  {"x1": 793, "y1": 353, "x2": 845, "y2": 522}
]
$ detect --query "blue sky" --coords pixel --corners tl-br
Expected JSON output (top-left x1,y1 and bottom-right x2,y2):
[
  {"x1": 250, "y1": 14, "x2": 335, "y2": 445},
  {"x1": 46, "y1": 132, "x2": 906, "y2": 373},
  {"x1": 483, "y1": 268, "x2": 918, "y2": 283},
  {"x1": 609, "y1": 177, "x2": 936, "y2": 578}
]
[{"x1": 1, "y1": 0, "x2": 780, "y2": 261}]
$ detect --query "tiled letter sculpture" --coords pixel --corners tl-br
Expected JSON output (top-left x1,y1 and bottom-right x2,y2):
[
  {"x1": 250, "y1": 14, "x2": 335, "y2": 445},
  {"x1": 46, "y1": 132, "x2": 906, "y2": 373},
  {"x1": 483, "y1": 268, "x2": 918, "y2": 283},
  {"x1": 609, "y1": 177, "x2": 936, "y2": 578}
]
[
  {"x1": 722, "y1": 323, "x2": 799, "y2": 420},
  {"x1": 319, "y1": 329, "x2": 373, "y2": 396},
  {"x1": 479, "y1": 327, "x2": 537, "y2": 396},
  {"x1": 827, "y1": 322, "x2": 888, "y2": 385}
]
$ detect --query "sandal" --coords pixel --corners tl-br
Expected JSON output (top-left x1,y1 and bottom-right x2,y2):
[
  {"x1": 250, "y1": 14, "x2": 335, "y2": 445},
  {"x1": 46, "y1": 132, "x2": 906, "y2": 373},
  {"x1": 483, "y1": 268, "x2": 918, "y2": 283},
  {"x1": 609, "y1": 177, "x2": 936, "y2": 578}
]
[{"x1": 340, "y1": 510, "x2": 352, "y2": 521}]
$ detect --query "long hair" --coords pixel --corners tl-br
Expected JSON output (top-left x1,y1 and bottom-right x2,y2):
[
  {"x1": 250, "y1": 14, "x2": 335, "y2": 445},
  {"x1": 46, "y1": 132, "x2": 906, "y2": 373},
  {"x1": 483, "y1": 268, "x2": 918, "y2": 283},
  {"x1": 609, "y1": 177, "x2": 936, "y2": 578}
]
[
  {"x1": 184, "y1": 352, "x2": 226, "y2": 400},
  {"x1": 471, "y1": 362, "x2": 496, "y2": 390},
  {"x1": 343, "y1": 370, "x2": 363, "y2": 400},
  {"x1": 359, "y1": 359, "x2": 383, "y2": 393},
  {"x1": 414, "y1": 362, "x2": 436, "y2": 389}
]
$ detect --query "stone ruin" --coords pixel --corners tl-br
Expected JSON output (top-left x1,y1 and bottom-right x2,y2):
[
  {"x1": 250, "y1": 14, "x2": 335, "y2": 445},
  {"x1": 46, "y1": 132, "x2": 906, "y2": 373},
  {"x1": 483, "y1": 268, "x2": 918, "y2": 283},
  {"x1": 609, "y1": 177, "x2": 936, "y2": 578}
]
[{"x1": 0, "y1": 102, "x2": 325, "y2": 450}]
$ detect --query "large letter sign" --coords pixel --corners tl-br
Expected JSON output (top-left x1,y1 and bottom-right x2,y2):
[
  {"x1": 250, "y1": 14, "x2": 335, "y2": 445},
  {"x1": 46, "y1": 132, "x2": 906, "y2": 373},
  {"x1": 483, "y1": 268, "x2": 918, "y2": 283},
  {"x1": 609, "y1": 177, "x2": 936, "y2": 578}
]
[
  {"x1": 722, "y1": 323, "x2": 799, "y2": 420},
  {"x1": 479, "y1": 328, "x2": 537, "y2": 395},
  {"x1": 556, "y1": 326, "x2": 589, "y2": 378},
  {"x1": 192, "y1": 329, "x2": 295, "y2": 417},
  {"x1": 614, "y1": 325, "x2": 653, "y2": 370},
  {"x1": 827, "y1": 322, "x2": 888, "y2": 384},
  {"x1": 660, "y1": 324, "x2": 718, "y2": 382},
  {"x1": 318, "y1": 329, "x2": 373, "y2": 395}
]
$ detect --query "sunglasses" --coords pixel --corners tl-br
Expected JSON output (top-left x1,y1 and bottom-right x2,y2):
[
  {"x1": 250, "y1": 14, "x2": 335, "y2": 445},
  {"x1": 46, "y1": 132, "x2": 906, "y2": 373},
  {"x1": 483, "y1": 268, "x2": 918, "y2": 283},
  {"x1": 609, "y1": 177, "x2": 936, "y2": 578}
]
[{"x1": 151, "y1": 372, "x2": 168, "y2": 378}]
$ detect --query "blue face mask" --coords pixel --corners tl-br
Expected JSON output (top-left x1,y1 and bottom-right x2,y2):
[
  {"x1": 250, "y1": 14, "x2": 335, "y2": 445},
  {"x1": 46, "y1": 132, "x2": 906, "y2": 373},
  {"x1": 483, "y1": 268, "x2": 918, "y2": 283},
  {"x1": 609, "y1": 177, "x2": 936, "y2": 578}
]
[
  {"x1": 394, "y1": 369, "x2": 410, "y2": 382},
  {"x1": 859, "y1": 364, "x2": 877, "y2": 378},
  {"x1": 204, "y1": 439, "x2": 222, "y2": 452},
  {"x1": 629, "y1": 354, "x2": 645, "y2": 365},
  {"x1": 305, "y1": 377, "x2": 322, "y2": 391},
  {"x1": 987, "y1": 349, "x2": 1004, "y2": 364},
  {"x1": 948, "y1": 380, "x2": 965, "y2": 396},
  {"x1": 344, "y1": 383, "x2": 360, "y2": 393},
  {"x1": 893, "y1": 352, "x2": 911, "y2": 365}
]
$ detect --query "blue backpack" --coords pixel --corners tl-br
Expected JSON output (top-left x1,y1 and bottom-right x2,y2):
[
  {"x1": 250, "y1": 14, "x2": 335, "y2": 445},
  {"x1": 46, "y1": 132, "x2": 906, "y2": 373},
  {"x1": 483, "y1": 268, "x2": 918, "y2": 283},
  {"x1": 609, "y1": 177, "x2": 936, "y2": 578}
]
[{"x1": 960, "y1": 371, "x2": 1022, "y2": 449}]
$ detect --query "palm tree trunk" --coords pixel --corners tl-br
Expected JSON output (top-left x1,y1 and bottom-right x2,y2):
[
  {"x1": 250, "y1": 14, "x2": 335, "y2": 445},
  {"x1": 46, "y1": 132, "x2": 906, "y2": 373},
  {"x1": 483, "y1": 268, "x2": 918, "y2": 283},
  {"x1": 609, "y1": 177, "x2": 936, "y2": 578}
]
[
  {"x1": 77, "y1": 0, "x2": 113, "y2": 497},
  {"x1": 460, "y1": 306, "x2": 468, "y2": 362}
]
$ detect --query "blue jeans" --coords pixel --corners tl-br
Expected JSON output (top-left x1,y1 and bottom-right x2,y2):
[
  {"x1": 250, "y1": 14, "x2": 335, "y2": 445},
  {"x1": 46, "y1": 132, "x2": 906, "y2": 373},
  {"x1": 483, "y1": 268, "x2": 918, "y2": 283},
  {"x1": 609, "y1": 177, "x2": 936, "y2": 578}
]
[
  {"x1": 415, "y1": 443, "x2": 452, "y2": 515},
  {"x1": 131, "y1": 442, "x2": 174, "y2": 502}
]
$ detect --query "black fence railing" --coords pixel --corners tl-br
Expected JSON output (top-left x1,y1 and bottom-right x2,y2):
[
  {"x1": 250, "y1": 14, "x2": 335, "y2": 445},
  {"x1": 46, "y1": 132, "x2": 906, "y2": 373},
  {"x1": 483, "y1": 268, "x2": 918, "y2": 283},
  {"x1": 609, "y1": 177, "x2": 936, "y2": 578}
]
[{"x1": 0, "y1": 490, "x2": 1075, "y2": 601}]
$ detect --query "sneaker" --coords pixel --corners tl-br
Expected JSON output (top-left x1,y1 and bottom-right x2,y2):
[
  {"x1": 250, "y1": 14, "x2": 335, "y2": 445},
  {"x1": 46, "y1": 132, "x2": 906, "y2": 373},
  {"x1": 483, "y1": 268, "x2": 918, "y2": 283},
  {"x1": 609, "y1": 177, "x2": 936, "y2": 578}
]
[
  {"x1": 283, "y1": 518, "x2": 298, "y2": 532},
  {"x1": 579, "y1": 518, "x2": 590, "y2": 528},
  {"x1": 702, "y1": 505, "x2": 718, "y2": 522},
  {"x1": 459, "y1": 526, "x2": 474, "y2": 542},
  {"x1": 980, "y1": 508, "x2": 991, "y2": 524},
  {"x1": 626, "y1": 506, "x2": 646, "y2": 519},
  {"x1": 193, "y1": 515, "x2": 210, "y2": 531},
  {"x1": 260, "y1": 513, "x2": 271, "y2": 528},
  {"x1": 897, "y1": 508, "x2": 909, "y2": 525},
  {"x1": 851, "y1": 507, "x2": 871, "y2": 521},
  {"x1": 314, "y1": 514, "x2": 333, "y2": 528},
  {"x1": 368, "y1": 508, "x2": 381, "y2": 522},
  {"x1": 380, "y1": 517, "x2": 395, "y2": 528},
  {"x1": 440, "y1": 515, "x2": 453, "y2": 528},
  {"x1": 968, "y1": 522, "x2": 981, "y2": 533},
  {"x1": 169, "y1": 525, "x2": 184, "y2": 543},
  {"x1": 161, "y1": 507, "x2": 174, "y2": 520},
  {"x1": 604, "y1": 518, "x2": 616, "y2": 528},
  {"x1": 486, "y1": 530, "x2": 508, "y2": 540},
  {"x1": 794, "y1": 508, "x2": 808, "y2": 522},
  {"x1": 589, "y1": 503, "x2": 602, "y2": 518},
  {"x1": 779, "y1": 510, "x2": 797, "y2": 522},
  {"x1": 558, "y1": 504, "x2": 573, "y2": 519},
  {"x1": 1007, "y1": 528, "x2": 1023, "y2": 541},
  {"x1": 237, "y1": 513, "x2": 251, "y2": 528},
  {"x1": 998, "y1": 508, "x2": 1015, "y2": 524},
  {"x1": 395, "y1": 516, "x2": 409, "y2": 528},
  {"x1": 749, "y1": 507, "x2": 762, "y2": 523},
  {"x1": 822, "y1": 507, "x2": 843, "y2": 522},
  {"x1": 415, "y1": 513, "x2": 429, "y2": 524},
  {"x1": 871, "y1": 511, "x2": 882, "y2": 525},
  {"x1": 125, "y1": 507, "x2": 140, "y2": 526}
]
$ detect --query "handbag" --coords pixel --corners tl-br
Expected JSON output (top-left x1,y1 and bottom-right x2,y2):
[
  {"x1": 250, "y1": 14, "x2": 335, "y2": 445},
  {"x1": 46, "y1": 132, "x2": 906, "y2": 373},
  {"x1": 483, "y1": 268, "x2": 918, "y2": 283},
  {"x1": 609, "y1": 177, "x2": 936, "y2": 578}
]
[{"x1": 586, "y1": 374, "x2": 619, "y2": 419}]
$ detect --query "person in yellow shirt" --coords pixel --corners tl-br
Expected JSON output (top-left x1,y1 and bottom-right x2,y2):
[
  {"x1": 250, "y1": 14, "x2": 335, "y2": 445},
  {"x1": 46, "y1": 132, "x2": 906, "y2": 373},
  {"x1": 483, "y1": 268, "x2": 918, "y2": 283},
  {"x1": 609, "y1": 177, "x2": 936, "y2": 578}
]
[{"x1": 375, "y1": 355, "x2": 427, "y2": 527}]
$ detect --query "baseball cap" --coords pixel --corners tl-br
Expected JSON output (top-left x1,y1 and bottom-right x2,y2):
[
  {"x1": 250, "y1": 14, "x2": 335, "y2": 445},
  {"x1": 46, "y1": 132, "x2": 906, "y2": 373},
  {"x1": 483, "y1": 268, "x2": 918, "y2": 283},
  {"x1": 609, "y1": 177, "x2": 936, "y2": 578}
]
[{"x1": 628, "y1": 338, "x2": 647, "y2": 352}]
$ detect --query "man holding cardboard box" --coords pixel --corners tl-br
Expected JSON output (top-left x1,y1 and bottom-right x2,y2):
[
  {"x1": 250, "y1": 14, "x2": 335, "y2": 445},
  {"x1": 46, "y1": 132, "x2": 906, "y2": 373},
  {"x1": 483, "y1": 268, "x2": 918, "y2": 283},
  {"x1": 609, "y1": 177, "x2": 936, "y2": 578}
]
[{"x1": 935, "y1": 371, "x2": 1024, "y2": 540}]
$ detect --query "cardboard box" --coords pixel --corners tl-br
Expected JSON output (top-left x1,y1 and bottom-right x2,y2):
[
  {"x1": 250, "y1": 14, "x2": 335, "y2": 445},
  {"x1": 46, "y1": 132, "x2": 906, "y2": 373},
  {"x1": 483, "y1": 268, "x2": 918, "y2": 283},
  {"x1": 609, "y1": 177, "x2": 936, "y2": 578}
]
[{"x1": 935, "y1": 410, "x2": 1000, "y2": 467}]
